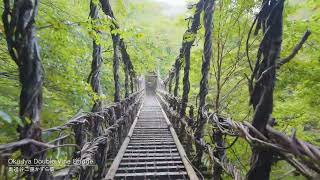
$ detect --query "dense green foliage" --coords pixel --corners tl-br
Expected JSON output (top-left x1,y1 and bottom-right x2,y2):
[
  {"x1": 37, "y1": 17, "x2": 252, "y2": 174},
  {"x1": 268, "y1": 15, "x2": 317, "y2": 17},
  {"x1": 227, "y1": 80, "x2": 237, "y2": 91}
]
[
  {"x1": 0, "y1": 0, "x2": 184, "y2": 141},
  {"x1": 0, "y1": 0, "x2": 319, "y2": 179}
]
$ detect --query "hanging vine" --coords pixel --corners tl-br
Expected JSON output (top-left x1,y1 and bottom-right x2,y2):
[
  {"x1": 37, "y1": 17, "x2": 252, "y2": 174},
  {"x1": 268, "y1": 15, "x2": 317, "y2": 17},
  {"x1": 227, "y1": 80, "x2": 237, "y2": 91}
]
[
  {"x1": 173, "y1": 55, "x2": 182, "y2": 97},
  {"x1": 88, "y1": 0, "x2": 103, "y2": 112},
  {"x1": 180, "y1": 0, "x2": 204, "y2": 117},
  {"x1": 195, "y1": 0, "x2": 215, "y2": 167},
  {"x1": 119, "y1": 39, "x2": 136, "y2": 97},
  {"x1": 99, "y1": 0, "x2": 121, "y2": 102}
]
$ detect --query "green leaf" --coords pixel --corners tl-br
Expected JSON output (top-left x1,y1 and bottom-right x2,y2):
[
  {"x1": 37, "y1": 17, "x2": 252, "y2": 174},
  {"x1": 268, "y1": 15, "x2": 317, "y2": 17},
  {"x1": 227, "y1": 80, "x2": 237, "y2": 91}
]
[{"x1": 0, "y1": 111, "x2": 12, "y2": 123}]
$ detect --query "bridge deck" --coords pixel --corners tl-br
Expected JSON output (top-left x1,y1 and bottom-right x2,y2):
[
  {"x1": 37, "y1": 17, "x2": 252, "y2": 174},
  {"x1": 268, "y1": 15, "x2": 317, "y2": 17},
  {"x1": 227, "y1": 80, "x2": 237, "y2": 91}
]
[{"x1": 105, "y1": 96, "x2": 198, "y2": 180}]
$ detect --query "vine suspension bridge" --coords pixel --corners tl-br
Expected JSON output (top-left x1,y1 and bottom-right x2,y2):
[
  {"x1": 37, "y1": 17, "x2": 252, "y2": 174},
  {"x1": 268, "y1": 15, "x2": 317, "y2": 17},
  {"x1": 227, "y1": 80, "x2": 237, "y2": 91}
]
[
  {"x1": 0, "y1": 0, "x2": 319, "y2": 180},
  {"x1": 105, "y1": 92, "x2": 198, "y2": 180}
]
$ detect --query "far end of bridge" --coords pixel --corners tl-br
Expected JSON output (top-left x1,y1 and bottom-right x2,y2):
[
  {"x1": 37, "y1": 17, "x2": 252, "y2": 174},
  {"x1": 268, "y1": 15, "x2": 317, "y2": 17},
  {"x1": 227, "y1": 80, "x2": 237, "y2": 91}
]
[{"x1": 105, "y1": 74, "x2": 199, "y2": 180}]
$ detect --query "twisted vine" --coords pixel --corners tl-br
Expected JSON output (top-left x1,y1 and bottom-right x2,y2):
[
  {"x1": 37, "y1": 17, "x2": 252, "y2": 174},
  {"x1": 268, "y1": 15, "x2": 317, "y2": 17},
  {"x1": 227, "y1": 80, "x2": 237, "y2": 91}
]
[
  {"x1": 2, "y1": 0, "x2": 49, "y2": 179},
  {"x1": 180, "y1": 0, "x2": 204, "y2": 117},
  {"x1": 88, "y1": 0, "x2": 103, "y2": 112},
  {"x1": 195, "y1": 0, "x2": 215, "y2": 167},
  {"x1": 173, "y1": 56, "x2": 181, "y2": 97},
  {"x1": 100, "y1": 0, "x2": 121, "y2": 102}
]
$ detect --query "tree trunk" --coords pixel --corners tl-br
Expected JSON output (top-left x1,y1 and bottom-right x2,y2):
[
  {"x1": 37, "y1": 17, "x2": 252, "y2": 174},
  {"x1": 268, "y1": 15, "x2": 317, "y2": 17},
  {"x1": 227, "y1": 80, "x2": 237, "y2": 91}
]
[
  {"x1": 2, "y1": 0, "x2": 48, "y2": 179},
  {"x1": 119, "y1": 39, "x2": 131, "y2": 98},
  {"x1": 130, "y1": 74, "x2": 134, "y2": 93},
  {"x1": 112, "y1": 34, "x2": 121, "y2": 102},
  {"x1": 247, "y1": 1, "x2": 284, "y2": 179},
  {"x1": 213, "y1": 127, "x2": 225, "y2": 180}
]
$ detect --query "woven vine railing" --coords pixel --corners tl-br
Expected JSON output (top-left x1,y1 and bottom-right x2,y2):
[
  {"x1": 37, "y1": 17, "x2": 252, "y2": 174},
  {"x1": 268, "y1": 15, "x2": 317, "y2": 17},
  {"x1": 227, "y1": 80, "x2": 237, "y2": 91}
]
[
  {"x1": 0, "y1": 0, "x2": 141, "y2": 179},
  {"x1": 156, "y1": 90, "x2": 320, "y2": 179},
  {"x1": 0, "y1": 90, "x2": 144, "y2": 180},
  {"x1": 160, "y1": 0, "x2": 318, "y2": 179}
]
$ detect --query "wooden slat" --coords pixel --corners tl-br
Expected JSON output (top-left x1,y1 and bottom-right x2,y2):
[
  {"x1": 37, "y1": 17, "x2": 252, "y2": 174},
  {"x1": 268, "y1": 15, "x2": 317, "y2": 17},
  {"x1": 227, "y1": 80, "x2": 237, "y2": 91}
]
[
  {"x1": 117, "y1": 165, "x2": 185, "y2": 171},
  {"x1": 129, "y1": 141, "x2": 175, "y2": 144},
  {"x1": 123, "y1": 153, "x2": 180, "y2": 157},
  {"x1": 128, "y1": 142, "x2": 176, "y2": 145},
  {"x1": 104, "y1": 96, "x2": 198, "y2": 180},
  {"x1": 119, "y1": 161, "x2": 184, "y2": 166},
  {"x1": 104, "y1": 101, "x2": 144, "y2": 179},
  {"x1": 156, "y1": 93, "x2": 199, "y2": 180},
  {"x1": 130, "y1": 138, "x2": 173, "y2": 140},
  {"x1": 125, "y1": 149, "x2": 178, "y2": 153},
  {"x1": 115, "y1": 171, "x2": 188, "y2": 177},
  {"x1": 121, "y1": 156, "x2": 182, "y2": 161},
  {"x1": 127, "y1": 145, "x2": 177, "y2": 149}
]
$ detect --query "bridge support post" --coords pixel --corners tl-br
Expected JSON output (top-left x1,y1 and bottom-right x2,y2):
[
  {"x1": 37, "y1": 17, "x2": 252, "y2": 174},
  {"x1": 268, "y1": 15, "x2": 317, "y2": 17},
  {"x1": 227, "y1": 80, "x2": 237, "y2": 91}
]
[{"x1": 2, "y1": 0, "x2": 50, "y2": 179}]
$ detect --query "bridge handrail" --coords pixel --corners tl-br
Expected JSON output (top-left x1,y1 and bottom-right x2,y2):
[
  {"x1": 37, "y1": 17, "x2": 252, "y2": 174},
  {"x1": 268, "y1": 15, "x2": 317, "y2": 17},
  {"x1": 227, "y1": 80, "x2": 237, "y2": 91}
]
[
  {"x1": 156, "y1": 89, "x2": 320, "y2": 179},
  {"x1": 66, "y1": 90, "x2": 144, "y2": 179},
  {"x1": 156, "y1": 90, "x2": 243, "y2": 179},
  {"x1": 41, "y1": 90, "x2": 144, "y2": 133},
  {"x1": 0, "y1": 90, "x2": 144, "y2": 179}
]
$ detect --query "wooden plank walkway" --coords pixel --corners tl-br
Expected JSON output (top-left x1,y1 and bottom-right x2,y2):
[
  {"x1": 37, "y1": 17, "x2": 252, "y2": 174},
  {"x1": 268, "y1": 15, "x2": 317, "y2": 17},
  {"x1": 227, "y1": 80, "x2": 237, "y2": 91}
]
[{"x1": 105, "y1": 96, "x2": 198, "y2": 180}]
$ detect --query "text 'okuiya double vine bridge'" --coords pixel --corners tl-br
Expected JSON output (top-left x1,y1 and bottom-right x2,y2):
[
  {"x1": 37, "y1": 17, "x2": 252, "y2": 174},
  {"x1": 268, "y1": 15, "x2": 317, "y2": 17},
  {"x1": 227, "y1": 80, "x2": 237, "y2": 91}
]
[{"x1": 0, "y1": 0, "x2": 319, "y2": 180}]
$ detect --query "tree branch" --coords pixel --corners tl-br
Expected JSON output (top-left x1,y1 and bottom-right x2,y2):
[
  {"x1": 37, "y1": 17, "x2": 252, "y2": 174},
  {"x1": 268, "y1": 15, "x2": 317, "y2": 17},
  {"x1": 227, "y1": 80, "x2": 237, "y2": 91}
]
[
  {"x1": 277, "y1": 30, "x2": 311, "y2": 67},
  {"x1": 0, "y1": 139, "x2": 54, "y2": 153}
]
